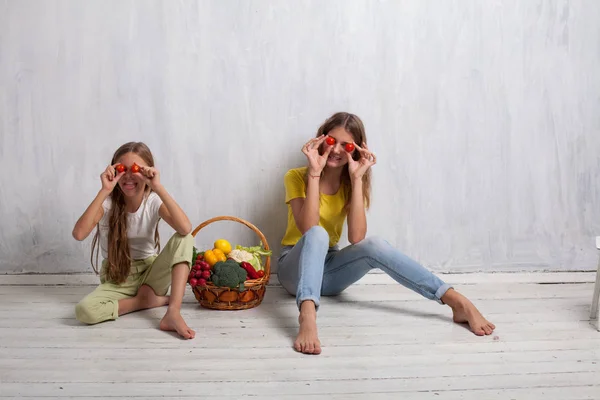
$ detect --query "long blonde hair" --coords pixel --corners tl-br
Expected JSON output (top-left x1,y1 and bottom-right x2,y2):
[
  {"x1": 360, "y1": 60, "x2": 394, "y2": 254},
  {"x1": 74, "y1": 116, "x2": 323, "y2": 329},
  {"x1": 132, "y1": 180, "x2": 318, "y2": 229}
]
[
  {"x1": 313, "y1": 112, "x2": 372, "y2": 209},
  {"x1": 90, "y1": 142, "x2": 160, "y2": 284}
]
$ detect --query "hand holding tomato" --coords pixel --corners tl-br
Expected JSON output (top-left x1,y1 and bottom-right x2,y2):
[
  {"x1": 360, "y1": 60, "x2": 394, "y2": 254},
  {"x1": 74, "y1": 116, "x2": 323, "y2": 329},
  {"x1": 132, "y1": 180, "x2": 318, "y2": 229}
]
[
  {"x1": 301, "y1": 135, "x2": 333, "y2": 176},
  {"x1": 100, "y1": 164, "x2": 126, "y2": 193},
  {"x1": 346, "y1": 142, "x2": 376, "y2": 181},
  {"x1": 134, "y1": 164, "x2": 162, "y2": 190}
]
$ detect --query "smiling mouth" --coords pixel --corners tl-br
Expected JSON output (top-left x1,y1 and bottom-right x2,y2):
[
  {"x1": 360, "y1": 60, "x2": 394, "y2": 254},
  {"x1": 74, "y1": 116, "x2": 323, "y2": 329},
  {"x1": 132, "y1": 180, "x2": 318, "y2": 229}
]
[
  {"x1": 328, "y1": 155, "x2": 343, "y2": 162},
  {"x1": 122, "y1": 182, "x2": 137, "y2": 190}
]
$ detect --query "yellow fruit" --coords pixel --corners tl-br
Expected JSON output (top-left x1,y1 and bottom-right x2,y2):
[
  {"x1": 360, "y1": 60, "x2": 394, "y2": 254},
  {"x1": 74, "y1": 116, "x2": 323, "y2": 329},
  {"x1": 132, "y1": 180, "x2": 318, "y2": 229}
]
[
  {"x1": 203, "y1": 250, "x2": 218, "y2": 267},
  {"x1": 212, "y1": 248, "x2": 227, "y2": 262},
  {"x1": 214, "y1": 239, "x2": 232, "y2": 255}
]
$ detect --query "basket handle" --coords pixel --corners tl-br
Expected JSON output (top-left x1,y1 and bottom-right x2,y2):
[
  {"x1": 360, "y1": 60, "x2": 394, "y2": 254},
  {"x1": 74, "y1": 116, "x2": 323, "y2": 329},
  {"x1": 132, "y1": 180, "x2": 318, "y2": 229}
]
[{"x1": 191, "y1": 216, "x2": 271, "y2": 281}]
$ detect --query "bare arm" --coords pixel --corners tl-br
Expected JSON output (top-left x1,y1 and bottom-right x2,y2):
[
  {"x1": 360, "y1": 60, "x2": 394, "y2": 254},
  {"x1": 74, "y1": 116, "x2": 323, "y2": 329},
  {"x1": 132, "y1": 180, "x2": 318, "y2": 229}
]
[
  {"x1": 137, "y1": 166, "x2": 191, "y2": 235},
  {"x1": 289, "y1": 173, "x2": 321, "y2": 234},
  {"x1": 346, "y1": 179, "x2": 367, "y2": 244},
  {"x1": 156, "y1": 186, "x2": 192, "y2": 235},
  {"x1": 72, "y1": 189, "x2": 109, "y2": 241},
  {"x1": 345, "y1": 142, "x2": 376, "y2": 244},
  {"x1": 289, "y1": 135, "x2": 333, "y2": 233},
  {"x1": 72, "y1": 164, "x2": 124, "y2": 241}
]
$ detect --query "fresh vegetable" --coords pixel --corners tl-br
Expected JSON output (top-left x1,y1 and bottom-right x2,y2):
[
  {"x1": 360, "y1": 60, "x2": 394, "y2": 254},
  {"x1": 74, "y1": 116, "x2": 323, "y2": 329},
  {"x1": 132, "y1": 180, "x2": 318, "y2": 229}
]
[
  {"x1": 191, "y1": 247, "x2": 204, "y2": 266},
  {"x1": 210, "y1": 260, "x2": 247, "y2": 290},
  {"x1": 198, "y1": 278, "x2": 207, "y2": 286},
  {"x1": 189, "y1": 278, "x2": 198, "y2": 287},
  {"x1": 198, "y1": 261, "x2": 211, "y2": 271},
  {"x1": 240, "y1": 261, "x2": 259, "y2": 279},
  {"x1": 257, "y1": 270, "x2": 265, "y2": 278},
  {"x1": 195, "y1": 270, "x2": 203, "y2": 279},
  {"x1": 228, "y1": 249, "x2": 254, "y2": 264},
  {"x1": 235, "y1": 243, "x2": 272, "y2": 272},
  {"x1": 212, "y1": 248, "x2": 227, "y2": 262},
  {"x1": 131, "y1": 163, "x2": 141, "y2": 173},
  {"x1": 345, "y1": 143, "x2": 355, "y2": 152},
  {"x1": 203, "y1": 250, "x2": 219, "y2": 267},
  {"x1": 214, "y1": 239, "x2": 232, "y2": 255},
  {"x1": 201, "y1": 270, "x2": 211, "y2": 280},
  {"x1": 325, "y1": 136, "x2": 336, "y2": 146},
  {"x1": 115, "y1": 164, "x2": 126, "y2": 174}
]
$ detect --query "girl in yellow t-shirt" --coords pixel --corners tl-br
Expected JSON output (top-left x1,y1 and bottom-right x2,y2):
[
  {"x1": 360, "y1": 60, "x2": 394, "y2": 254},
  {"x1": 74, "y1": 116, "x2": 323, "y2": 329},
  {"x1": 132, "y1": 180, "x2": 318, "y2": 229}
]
[{"x1": 278, "y1": 112, "x2": 495, "y2": 355}]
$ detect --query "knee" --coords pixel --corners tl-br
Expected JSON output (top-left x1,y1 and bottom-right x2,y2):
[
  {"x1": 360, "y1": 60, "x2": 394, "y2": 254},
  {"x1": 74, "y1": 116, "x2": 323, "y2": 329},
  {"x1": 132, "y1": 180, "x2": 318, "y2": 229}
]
[
  {"x1": 75, "y1": 299, "x2": 100, "y2": 325},
  {"x1": 168, "y1": 233, "x2": 194, "y2": 246},
  {"x1": 357, "y1": 236, "x2": 390, "y2": 256},
  {"x1": 303, "y1": 226, "x2": 329, "y2": 245}
]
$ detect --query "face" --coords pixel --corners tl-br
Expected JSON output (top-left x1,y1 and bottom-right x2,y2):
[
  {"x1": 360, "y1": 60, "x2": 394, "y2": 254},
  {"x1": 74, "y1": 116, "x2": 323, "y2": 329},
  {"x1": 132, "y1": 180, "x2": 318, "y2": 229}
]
[
  {"x1": 116, "y1": 152, "x2": 149, "y2": 197},
  {"x1": 322, "y1": 126, "x2": 355, "y2": 169}
]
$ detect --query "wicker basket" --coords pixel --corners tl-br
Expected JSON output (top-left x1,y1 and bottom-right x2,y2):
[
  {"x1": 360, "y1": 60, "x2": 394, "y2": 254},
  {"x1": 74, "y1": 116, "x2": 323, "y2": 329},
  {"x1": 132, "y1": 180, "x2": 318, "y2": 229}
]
[{"x1": 190, "y1": 216, "x2": 271, "y2": 310}]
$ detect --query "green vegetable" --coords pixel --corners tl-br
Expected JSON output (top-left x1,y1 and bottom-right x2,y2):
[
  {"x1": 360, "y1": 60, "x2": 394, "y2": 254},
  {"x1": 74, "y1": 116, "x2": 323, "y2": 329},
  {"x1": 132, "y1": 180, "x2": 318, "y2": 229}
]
[
  {"x1": 235, "y1": 242, "x2": 272, "y2": 272},
  {"x1": 211, "y1": 259, "x2": 247, "y2": 290}
]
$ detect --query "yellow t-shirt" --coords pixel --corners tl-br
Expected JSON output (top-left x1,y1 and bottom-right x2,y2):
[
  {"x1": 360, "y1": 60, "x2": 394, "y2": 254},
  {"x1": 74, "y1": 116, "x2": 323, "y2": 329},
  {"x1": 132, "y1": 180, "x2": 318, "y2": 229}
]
[{"x1": 281, "y1": 167, "x2": 348, "y2": 247}]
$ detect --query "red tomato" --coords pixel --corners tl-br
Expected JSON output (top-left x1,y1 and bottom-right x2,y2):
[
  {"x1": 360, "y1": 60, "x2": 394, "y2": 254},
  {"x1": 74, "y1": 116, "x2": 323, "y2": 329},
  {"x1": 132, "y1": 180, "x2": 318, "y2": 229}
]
[
  {"x1": 131, "y1": 163, "x2": 141, "y2": 173},
  {"x1": 115, "y1": 164, "x2": 126, "y2": 173},
  {"x1": 345, "y1": 143, "x2": 355, "y2": 152},
  {"x1": 257, "y1": 270, "x2": 265, "y2": 278},
  {"x1": 201, "y1": 270, "x2": 211, "y2": 279},
  {"x1": 325, "y1": 136, "x2": 336, "y2": 146},
  {"x1": 189, "y1": 278, "x2": 198, "y2": 287}
]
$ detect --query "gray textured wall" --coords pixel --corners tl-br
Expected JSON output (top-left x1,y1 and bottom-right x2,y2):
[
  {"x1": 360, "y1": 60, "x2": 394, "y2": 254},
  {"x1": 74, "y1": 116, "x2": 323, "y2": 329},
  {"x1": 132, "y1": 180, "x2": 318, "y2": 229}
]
[{"x1": 1, "y1": 0, "x2": 599, "y2": 274}]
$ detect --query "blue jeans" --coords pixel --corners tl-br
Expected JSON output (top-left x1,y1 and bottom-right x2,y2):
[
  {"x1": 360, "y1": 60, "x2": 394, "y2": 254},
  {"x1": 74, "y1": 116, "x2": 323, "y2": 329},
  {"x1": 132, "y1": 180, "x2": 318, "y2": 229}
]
[{"x1": 277, "y1": 226, "x2": 452, "y2": 310}]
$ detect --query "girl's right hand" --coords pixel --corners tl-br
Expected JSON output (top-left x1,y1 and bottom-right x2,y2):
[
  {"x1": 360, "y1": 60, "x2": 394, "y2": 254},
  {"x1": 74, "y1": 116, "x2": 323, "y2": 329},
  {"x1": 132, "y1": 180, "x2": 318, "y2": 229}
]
[
  {"x1": 301, "y1": 135, "x2": 333, "y2": 175},
  {"x1": 100, "y1": 164, "x2": 125, "y2": 193}
]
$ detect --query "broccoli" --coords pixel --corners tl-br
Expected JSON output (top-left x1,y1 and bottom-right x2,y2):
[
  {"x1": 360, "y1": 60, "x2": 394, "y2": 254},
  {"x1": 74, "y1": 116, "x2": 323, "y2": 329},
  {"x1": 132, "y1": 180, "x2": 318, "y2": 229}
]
[{"x1": 211, "y1": 260, "x2": 247, "y2": 290}]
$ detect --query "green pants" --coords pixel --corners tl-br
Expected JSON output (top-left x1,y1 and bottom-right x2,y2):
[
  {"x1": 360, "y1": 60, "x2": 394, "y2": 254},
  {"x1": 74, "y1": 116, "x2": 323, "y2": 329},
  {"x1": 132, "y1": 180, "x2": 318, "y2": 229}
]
[{"x1": 75, "y1": 233, "x2": 193, "y2": 324}]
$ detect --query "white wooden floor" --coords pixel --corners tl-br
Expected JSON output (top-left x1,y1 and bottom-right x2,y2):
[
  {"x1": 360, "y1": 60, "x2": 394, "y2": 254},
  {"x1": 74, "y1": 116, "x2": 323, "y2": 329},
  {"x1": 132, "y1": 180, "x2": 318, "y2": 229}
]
[{"x1": 0, "y1": 272, "x2": 599, "y2": 399}]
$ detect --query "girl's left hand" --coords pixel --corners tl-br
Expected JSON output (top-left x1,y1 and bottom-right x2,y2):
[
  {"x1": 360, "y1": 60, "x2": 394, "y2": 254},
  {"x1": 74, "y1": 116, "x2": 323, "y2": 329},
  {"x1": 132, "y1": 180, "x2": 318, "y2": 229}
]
[
  {"x1": 136, "y1": 166, "x2": 162, "y2": 190},
  {"x1": 346, "y1": 142, "x2": 377, "y2": 181}
]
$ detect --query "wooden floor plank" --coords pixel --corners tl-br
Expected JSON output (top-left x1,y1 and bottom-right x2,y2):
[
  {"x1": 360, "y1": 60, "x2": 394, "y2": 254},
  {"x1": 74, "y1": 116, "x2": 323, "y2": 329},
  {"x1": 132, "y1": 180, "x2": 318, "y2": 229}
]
[{"x1": 0, "y1": 272, "x2": 598, "y2": 399}]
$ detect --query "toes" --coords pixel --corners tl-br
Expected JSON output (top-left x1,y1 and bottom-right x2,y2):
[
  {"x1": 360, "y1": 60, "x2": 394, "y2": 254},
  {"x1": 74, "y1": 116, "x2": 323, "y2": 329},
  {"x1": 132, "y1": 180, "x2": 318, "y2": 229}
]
[
  {"x1": 314, "y1": 343, "x2": 322, "y2": 354},
  {"x1": 306, "y1": 342, "x2": 315, "y2": 354},
  {"x1": 473, "y1": 327, "x2": 485, "y2": 336},
  {"x1": 189, "y1": 329, "x2": 196, "y2": 339},
  {"x1": 294, "y1": 341, "x2": 302, "y2": 353}
]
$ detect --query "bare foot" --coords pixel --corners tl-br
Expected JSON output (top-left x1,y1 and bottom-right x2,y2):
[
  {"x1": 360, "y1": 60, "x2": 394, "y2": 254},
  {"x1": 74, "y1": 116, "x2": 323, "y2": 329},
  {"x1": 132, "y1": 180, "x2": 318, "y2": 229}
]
[
  {"x1": 451, "y1": 299, "x2": 495, "y2": 336},
  {"x1": 136, "y1": 285, "x2": 170, "y2": 309},
  {"x1": 160, "y1": 309, "x2": 195, "y2": 339},
  {"x1": 294, "y1": 301, "x2": 321, "y2": 354}
]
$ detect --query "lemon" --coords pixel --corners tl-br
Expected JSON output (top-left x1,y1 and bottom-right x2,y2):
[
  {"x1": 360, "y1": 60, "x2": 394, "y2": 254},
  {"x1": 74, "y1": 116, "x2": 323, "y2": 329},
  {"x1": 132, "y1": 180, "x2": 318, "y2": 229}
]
[{"x1": 214, "y1": 239, "x2": 232, "y2": 255}]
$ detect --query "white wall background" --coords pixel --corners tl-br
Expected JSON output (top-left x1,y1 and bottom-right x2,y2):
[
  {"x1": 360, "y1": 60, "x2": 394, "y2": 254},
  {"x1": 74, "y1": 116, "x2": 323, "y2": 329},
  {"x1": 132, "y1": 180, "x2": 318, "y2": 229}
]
[{"x1": 1, "y1": 0, "x2": 599, "y2": 274}]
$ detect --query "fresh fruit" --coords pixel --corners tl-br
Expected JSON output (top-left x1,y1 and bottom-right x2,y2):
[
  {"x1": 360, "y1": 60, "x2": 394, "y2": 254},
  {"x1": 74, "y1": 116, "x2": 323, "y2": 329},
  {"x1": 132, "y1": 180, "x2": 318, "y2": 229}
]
[
  {"x1": 198, "y1": 261, "x2": 211, "y2": 271},
  {"x1": 214, "y1": 239, "x2": 232, "y2": 255},
  {"x1": 115, "y1": 164, "x2": 126, "y2": 173},
  {"x1": 203, "y1": 250, "x2": 218, "y2": 266},
  {"x1": 189, "y1": 278, "x2": 198, "y2": 287},
  {"x1": 201, "y1": 270, "x2": 211, "y2": 279},
  {"x1": 198, "y1": 278, "x2": 207, "y2": 286},
  {"x1": 131, "y1": 163, "x2": 141, "y2": 173},
  {"x1": 345, "y1": 143, "x2": 355, "y2": 152},
  {"x1": 212, "y1": 248, "x2": 227, "y2": 262},
  {"x1": 325, "y1": 136, "x2": 336, "y2": 146}
]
